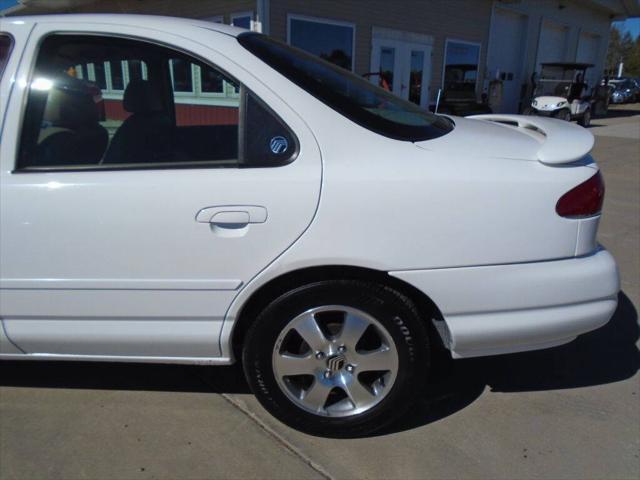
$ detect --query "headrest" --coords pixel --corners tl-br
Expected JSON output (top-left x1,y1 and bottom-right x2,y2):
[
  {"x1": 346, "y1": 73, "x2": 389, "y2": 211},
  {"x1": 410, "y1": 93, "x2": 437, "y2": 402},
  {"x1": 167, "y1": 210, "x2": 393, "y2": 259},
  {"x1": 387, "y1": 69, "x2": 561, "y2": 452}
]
[
  {"x1": 123, "y1": 80, "x2": 163, "y2": 114},
  {"x1": 43, "y1": 81, "x2": 100, "y2": 128}
]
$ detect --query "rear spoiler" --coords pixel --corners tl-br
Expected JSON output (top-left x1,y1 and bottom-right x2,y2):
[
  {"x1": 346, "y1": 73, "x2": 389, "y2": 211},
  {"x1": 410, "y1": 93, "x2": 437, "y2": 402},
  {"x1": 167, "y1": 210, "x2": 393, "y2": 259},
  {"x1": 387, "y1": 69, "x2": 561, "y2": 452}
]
[{"x1": 467, "y1": 114, "x2": 594, "y2": 165}]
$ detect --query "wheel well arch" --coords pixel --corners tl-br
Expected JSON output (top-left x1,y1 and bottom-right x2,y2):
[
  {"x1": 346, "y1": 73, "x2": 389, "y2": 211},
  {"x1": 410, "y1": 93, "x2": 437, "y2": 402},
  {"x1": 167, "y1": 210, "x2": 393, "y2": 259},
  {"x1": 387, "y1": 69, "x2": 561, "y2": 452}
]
[{"x1": 231, "y1": 265, "x2": 448, "y2": 359}]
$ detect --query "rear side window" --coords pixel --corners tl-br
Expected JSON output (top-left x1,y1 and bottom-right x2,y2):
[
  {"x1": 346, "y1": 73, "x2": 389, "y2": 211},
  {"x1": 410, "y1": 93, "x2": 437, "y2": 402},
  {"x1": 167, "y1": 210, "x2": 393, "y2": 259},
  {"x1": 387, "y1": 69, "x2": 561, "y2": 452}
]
[
  {"x1": 0, "y1": 34, "x2": 13, "y2": 80},
  {"x1": 17, "y1": 34, "x2": 297, "y2": 171},
  {"x1": 238, "y1": 32, "x2": 453, "y2": 142}
]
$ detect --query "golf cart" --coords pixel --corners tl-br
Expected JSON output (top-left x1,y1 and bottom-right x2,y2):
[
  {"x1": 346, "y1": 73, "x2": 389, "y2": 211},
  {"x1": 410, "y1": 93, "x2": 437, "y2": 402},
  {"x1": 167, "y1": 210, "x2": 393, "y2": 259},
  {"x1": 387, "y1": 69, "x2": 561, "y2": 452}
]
[{"x1": 525, "y1": 62, "x2": 594, "y2": 127}]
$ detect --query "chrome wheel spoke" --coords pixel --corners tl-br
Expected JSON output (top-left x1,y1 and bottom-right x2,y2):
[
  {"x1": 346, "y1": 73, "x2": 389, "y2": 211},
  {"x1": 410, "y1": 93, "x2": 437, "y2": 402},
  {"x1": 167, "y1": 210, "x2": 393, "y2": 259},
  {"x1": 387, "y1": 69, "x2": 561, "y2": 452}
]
[
  {"x1": 294, "y1": 312, "x2": 328, "y2": 352},
  {"x1": 338, "y1": 312, "x2": 370, "y2": 347},
  {"x1": 355, "y1": 347, "x2": 395, "y2": 372},
  {"x1": 302, "y1": 380, "x2": 332, "y2": 412},
  {"x1": 274, "y1": 353, "x2": 315, "y2": 377},
  {"x1": 343, "y1": 378, "x2": 375, "y2": 407}
]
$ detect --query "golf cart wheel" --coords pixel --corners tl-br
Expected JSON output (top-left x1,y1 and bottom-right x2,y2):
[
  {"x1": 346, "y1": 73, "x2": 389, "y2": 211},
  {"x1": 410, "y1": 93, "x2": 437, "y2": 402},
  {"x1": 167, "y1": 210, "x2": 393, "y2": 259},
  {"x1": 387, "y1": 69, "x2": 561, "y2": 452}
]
[
  {"x1": 553, "y1": 109, "x2": 572, "y2": 122},
  {"x1": 242, "y1": 279, "x2": 430, "y2": 437},
  {"x1": 578, "y1": 109, "x2": 591, "y2": 127}
]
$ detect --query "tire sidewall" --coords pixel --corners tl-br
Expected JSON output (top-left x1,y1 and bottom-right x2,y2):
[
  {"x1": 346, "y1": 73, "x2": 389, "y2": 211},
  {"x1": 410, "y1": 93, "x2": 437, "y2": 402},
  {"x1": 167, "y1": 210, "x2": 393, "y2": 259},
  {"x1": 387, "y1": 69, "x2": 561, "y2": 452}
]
[{"x1": 242, "y1": 280, "x2": 429, "y2": 436}]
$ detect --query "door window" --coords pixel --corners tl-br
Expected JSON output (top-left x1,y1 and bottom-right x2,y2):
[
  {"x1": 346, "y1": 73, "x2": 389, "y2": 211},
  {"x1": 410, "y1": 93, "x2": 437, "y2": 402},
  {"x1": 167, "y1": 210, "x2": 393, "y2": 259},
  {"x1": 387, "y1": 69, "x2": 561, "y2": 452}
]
[
  {"x1": 0, "y1": 34, "x2": 13, "y2": 80},
  {"x1": 17, "y1": 34, "x2": 296, "y2": 170},
  {"x1": 409, "y1": 50, "x2": 425, "y2": 105},
  {"x1": 379, "y1": 47, "x2": 395, "y2": 91}
]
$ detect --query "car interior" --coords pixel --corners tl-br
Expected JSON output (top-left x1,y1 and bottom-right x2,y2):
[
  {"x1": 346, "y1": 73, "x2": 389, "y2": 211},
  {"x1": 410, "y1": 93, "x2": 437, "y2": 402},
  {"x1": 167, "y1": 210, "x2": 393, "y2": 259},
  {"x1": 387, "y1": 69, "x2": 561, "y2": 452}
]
[{"x1": 18, "y1": 35, "x2": 244, "y2": 169}]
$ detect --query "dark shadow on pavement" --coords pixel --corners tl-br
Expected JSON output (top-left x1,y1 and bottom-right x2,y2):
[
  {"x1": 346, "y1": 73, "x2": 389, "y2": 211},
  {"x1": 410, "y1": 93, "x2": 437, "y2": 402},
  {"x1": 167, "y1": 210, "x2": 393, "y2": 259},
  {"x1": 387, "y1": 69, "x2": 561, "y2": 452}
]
[
  {"x1": 1, "y1": 292, "x2": 637, "y2": 438},
  {"x1": 376, "y1": 291, "x2": 639, "y2": 436},
  {"x1": 0, "y1": 360, "x2": 250, "y2": 394},
  {"x1": 596, "y1": 105, "x2": 640, "y2": 120}
]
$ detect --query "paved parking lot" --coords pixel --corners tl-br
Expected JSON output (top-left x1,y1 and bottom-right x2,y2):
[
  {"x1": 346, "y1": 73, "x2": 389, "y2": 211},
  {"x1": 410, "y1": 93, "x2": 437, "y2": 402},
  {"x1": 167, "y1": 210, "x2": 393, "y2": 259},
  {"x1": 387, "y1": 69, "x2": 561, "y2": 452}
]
[{"x1": 1, "y1": 106, "x2": 639, "y2": 480}]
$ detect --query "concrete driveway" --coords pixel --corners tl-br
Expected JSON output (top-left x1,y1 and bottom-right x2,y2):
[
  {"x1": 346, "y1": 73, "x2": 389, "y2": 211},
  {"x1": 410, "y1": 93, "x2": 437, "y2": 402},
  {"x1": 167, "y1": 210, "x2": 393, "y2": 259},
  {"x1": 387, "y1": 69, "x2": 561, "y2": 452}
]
[{"x1": 1, "y1": 106, "x2": 638, "y2": 480}]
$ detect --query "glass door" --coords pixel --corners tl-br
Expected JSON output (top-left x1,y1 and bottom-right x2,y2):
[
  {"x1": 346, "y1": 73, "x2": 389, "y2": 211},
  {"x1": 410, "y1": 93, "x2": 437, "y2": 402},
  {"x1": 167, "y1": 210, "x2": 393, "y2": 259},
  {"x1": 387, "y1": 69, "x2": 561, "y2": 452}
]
[{"x1": 371, "y1": 37, "x2": 431, "y2": 110}]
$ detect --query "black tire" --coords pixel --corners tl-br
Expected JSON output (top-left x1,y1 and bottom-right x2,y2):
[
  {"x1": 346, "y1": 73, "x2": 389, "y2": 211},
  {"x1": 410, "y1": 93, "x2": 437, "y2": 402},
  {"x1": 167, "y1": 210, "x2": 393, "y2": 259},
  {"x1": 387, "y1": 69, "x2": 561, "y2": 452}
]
[
  {"x1": 553, "y1": 109, "x2": 572, "y2": 121},
  {"x1": 522, "y1": 107, "x2": 534, "y2": 115},
  {"x1": 578, "y1": 109, "x2": 591, "y2": 127},
  {"x1": 242, "y1": 279, "x2": 430, "y2": 437}
]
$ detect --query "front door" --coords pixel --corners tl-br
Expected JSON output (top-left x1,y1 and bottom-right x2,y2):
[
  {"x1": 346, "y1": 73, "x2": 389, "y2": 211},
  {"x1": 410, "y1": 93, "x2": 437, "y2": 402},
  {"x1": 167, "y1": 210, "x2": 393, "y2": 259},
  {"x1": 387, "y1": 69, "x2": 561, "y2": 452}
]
[
  {"x1": 0, "y1": 23, "x2": 321, "y2": 360},
  {"x1": 370, "y1": 29, "x2": 432, "y2": 110}
]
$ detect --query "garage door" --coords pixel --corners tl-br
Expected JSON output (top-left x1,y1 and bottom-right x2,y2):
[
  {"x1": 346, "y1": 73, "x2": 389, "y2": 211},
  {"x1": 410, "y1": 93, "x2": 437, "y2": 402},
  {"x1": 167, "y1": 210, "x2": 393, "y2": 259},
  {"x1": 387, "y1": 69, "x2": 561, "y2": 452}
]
[
  {"x1": 487, "y1": 8, "x2": 527, "y2": 113},
  {"x1": 577, "y1": 32, "x2": 601, "y2": 90},
  {"x1": 536, "y1": 19, "x2": 569, "y2": 71}
]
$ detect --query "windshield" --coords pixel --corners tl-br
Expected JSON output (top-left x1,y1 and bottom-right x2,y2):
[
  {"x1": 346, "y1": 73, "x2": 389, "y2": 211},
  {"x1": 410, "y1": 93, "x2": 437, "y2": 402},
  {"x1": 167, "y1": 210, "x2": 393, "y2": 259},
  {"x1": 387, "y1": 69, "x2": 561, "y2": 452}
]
[
  {"x1": 238, "y1": 33, "x2": 453, "y2": 142},
  {"x1": 535, "y1": 80, "x2": 572, "y2": 97}
]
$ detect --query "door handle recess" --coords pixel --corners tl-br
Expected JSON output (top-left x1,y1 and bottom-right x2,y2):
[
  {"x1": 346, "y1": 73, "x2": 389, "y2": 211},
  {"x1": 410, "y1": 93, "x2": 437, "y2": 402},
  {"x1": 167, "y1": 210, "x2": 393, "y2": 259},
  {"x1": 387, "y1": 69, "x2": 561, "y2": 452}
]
[{"x1": 195, "y1": 206, "x2": 267, "y2": 224}]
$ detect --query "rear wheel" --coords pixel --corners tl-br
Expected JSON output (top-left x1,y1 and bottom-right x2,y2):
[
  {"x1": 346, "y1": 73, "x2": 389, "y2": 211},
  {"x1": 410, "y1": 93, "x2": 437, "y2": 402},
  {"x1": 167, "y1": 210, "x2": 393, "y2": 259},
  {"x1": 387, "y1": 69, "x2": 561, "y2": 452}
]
[
  {"x1": 522, "y1": 107, "x2": 534, "y2": 115},
  {"x1": 578, "y1": 109, "x2": 591, "y2": 127},
  {"x1": 242, "y1": 280, "x2": 430, "y2": 437}
]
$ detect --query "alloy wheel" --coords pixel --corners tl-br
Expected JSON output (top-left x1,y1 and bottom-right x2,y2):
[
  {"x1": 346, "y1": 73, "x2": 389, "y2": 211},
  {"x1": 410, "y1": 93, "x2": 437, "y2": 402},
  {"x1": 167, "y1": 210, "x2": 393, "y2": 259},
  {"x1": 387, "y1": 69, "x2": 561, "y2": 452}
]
[{"x1": 272, "y1": 305, "x2": 399, "y2": 417}]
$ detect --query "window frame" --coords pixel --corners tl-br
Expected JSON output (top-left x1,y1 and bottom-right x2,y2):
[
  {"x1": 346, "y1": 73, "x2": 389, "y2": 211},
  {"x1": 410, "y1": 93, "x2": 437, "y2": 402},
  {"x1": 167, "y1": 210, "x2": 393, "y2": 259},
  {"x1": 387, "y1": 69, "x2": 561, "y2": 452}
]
[
  {"x1": 441, "y1": 38, "x2": 482, "y2": 94},
  {"x1": 286, "y1": 13, "x2": 356, "y2": 72},
  {"x1": 14, "y1": 32, "x2": 298, "y2": 173}
]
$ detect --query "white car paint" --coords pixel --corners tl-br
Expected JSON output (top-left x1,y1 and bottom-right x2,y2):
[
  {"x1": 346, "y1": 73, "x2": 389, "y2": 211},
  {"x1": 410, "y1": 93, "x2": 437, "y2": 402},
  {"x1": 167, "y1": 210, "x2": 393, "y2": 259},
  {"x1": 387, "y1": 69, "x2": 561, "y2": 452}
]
[
  {"x1": 466, "y1": 114, "x2": 595, "y2": 164},
  {"x1": 0, "y1": 15, "x2": 619, "y2": 364}
]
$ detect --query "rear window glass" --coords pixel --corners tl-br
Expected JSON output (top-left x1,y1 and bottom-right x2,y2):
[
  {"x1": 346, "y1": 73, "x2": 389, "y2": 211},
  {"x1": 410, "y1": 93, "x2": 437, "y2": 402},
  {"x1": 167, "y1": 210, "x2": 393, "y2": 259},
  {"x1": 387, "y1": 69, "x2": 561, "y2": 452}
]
[
  {"x1": 238, "y1": 33, "x2": 453, "y2": 142},
  {"x1": 0, "y1": 34, "x2": 13, "y2": 79}
]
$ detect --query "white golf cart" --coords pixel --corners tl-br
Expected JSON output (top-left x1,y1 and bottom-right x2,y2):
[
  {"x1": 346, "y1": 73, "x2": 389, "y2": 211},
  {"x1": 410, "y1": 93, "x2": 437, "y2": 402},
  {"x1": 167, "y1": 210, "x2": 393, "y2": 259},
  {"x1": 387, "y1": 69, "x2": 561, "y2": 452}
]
[{"x1": 524, "y1": 62, "x2": 594, "y2": 127}]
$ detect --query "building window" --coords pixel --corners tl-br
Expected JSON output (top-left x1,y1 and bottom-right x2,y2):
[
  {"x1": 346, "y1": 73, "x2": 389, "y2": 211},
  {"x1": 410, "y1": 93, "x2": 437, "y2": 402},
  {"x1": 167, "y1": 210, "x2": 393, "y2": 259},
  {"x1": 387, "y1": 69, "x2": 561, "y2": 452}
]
[
  {"x1": 170, "y1": 58, "x2": 194, "y2": 93},
  {"x1": 203, "y1": 15, "x2": 223, "y2": 23},
  {"x1": 443, "y1": 39, "x2": 481, "y2": 95},
  {"x1": 231, "y1": 11, "x2": 253, "y2": 30},
  {"x1": 108, "y1": 60, "x2": 125, "y2": 91},
  {"x1": 287, "y1": 15, "x2": 355, "y2": 71}
]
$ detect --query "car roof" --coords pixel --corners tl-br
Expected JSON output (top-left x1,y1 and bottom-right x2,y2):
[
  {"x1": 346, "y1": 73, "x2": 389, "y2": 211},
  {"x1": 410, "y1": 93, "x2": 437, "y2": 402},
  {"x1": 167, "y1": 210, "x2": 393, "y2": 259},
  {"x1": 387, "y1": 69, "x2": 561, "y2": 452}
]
[{"x1": 6, "y1": 13, "x2": 246, "y2": 37}]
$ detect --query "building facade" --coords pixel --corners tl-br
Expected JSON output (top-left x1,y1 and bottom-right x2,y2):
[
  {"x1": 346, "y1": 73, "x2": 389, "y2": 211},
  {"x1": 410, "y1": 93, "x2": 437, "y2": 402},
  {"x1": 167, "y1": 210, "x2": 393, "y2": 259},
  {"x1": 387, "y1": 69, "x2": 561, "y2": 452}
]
[{"x1": 6, "y1": 0, "x2": 640, "y2": 113}]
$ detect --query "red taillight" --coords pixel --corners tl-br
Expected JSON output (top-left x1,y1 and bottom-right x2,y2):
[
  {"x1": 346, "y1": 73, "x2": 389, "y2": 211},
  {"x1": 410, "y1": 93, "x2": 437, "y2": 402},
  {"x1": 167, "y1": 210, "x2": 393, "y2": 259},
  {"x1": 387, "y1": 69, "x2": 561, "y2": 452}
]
[{"x1": 556, "y1": 171, "x2": 605, "y2": 218}]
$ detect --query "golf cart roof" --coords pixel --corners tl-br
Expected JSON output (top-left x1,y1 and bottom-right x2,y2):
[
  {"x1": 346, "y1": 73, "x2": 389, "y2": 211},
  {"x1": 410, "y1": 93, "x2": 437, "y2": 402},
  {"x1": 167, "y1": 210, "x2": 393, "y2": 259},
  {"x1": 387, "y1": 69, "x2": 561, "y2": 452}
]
[{"x1": 541, "y1": 62, "x2": 594, "y2": 69}]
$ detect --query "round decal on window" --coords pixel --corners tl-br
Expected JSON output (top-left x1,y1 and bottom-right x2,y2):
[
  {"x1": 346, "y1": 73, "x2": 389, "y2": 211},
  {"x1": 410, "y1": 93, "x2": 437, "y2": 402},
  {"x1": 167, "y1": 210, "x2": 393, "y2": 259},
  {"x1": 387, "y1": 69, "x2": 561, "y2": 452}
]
[{"x1": 269, "y1": 136, "x2": 289, "y2": 154}]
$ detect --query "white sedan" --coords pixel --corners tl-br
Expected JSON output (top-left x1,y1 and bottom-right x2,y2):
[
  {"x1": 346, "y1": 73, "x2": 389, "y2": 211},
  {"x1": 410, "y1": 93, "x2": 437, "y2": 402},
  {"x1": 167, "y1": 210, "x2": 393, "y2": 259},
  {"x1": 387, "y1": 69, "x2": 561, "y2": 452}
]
[{"x1": 0, "y1": 15, "x2": 619, "y2": 436}]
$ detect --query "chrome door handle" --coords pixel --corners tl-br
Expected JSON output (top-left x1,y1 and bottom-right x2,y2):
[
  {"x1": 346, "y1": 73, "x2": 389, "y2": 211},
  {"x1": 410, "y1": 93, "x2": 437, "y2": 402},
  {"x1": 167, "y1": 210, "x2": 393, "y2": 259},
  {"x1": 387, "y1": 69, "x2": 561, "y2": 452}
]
[{"x1": 195, "y1": 205, "x2": 267, "y2": 224}]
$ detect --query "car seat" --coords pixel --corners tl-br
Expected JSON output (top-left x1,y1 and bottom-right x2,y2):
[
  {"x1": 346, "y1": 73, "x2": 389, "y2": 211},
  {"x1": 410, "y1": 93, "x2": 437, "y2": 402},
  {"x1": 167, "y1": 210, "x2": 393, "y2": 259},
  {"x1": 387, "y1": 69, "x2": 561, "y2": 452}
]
[
  {"x1": 33, "y1": 79, "x2": 108, "y2": 167},
  {"x1": 102, "y1": 79, "x2": 173, "y2": 164}
]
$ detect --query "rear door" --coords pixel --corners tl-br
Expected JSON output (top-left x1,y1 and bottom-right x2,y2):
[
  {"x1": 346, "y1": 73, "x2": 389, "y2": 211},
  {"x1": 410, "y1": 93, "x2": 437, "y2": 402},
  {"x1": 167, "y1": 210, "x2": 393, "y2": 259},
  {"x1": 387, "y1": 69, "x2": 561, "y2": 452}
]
[{"x1": 0, "y1": 22, "x2": 321, "y2": 360}]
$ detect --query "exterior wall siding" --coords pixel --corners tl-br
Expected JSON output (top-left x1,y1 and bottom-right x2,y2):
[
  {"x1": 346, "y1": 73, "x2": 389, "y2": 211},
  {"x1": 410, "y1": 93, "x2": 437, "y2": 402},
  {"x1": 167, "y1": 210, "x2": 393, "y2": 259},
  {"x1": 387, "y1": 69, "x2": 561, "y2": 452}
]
[
  {"x1": 490, "y1": 0, "x2": 613, "y2": 82},
  {"x1": 486, "y1": 0, "x2": 614, "y2": 112},
  {"x1": 270, "y1": 0, "x2": 493, "y2": 103},
  {"x1": 10, "y1": 0, "x2": 622, "y2": 111},
  {"x1": 69, "y1": 0, "x2": 256, "y2": 23}
]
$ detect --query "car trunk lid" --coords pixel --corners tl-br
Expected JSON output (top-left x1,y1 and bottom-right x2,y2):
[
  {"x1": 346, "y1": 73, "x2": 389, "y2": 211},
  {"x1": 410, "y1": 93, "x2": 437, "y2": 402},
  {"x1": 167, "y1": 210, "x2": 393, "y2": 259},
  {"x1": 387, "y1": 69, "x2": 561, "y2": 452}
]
[{"x1": 414, "y1": 114, "x2": 594, "y2": 165}]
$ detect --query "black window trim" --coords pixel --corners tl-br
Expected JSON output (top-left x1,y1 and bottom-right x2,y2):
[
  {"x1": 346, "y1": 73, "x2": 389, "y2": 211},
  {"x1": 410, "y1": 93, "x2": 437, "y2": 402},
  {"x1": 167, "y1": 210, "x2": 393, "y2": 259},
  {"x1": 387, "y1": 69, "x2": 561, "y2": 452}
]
[{"x1": 13, "y1": 31, "x2": 299, "y2": 174}]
